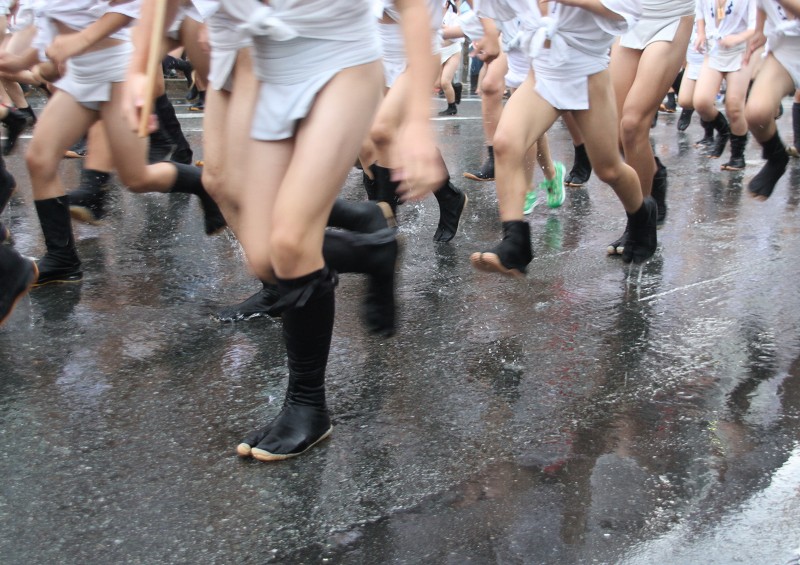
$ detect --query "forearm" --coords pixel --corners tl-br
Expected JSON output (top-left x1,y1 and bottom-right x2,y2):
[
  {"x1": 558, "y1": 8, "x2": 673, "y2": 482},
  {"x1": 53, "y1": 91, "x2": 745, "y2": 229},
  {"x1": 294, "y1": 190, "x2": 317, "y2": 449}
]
[
  {"x1": 397, "y1": 0, "x2": 438, "y2": 123},
  {"x1": 724, "y1": 29, "x2": 754, "y2": 46},
  {"x1": 78, "y1": 13, "x2": 133, "y2": 51}
]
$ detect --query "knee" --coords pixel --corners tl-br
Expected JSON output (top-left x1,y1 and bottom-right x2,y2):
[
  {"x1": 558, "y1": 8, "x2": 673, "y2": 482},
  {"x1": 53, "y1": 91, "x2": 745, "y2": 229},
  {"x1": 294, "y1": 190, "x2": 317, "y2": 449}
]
[
  {"x1": 694, "y1": 97, "x2": 716, "y2": 118},
  {"x1": 480, "y1": 75, "x2": 503, "y2": 98},
  {"x1": 118, "y1": 171, "x2": 150, "y2": 193},
  {"x1": 25, "y1": 145, "x2": 57, "y2": 178},
  {"x1": 725, "y1": 101, "x2": 744, "y2": 123},
  {"x1": 269, "y1": 225, "x2": 308, "y2": 274},
  {"x1": 369, "y1": 119, "x2": 396, "y2": 153},
  {"x1": 492, "y1": 129, "x2": 523, "y2": 162},
  {"x1": 619, "y1": 111, "x2": 650, "y2": 148},
  {"x1": 593, "y1": 160, "x2": 624, "y2": 186},
  {"x1": 745, "y1": 99, "x2": 773, "y2": 131}
]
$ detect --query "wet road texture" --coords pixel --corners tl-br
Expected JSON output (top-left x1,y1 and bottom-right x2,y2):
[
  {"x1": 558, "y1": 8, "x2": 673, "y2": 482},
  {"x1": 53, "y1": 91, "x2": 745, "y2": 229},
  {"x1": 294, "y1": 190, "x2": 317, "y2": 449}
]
[{"x1": 2, "y1": 91, "x2": 800, "y2": 565}]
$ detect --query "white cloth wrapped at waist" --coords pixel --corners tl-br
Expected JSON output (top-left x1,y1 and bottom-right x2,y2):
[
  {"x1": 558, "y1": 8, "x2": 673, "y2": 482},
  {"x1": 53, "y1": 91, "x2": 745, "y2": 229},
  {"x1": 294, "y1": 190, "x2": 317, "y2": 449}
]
[
  {"x1": 222, "y1": 0, "x2": 375, "y2": 41},
  {"x1": 481, "y1": 0, "x2": 641, "y2": 65},
  {"x1": 32, "y1": 0, "x2": 140, "y2": 59},
  {"x1": 373, "y1": 0, "x2": 445, "y2": 30}
]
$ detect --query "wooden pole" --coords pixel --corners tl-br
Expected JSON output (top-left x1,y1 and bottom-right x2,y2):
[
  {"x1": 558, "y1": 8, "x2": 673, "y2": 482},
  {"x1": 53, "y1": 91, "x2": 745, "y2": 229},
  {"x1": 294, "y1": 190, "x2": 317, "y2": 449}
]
[{"x1": 138, "y1": 0, "x2": 169, "y2": 137}]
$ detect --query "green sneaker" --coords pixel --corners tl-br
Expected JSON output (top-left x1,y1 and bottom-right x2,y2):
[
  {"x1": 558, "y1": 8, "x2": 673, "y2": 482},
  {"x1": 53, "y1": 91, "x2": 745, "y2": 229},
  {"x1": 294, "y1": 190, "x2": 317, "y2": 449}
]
[
  {"x1": 523, "y1": 189, "x2": 538, "y2": 215},
  {"x1": 542, "y1": 161, "x2": 566, "y2": 209}
]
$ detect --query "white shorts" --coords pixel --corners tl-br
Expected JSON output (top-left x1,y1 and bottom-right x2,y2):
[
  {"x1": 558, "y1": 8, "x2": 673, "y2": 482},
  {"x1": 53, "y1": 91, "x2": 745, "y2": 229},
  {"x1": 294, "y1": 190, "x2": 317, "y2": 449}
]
[
  {"x1": 708, "y1": 44, "x2": 746, "y2": 73},
  {"x1": 55, "y1": 43, "x2": 132, "y2": 111},
  {"x1": 505, "y1": 49, "x2": 529, "y2": 90},
  {"x1": 439, "y1": 41, "x2": 462, "y2": 65},
  {"x1": 769, "y1": 36, "x2": 800, "y2": 90},
  {"x1": 379, "y1": 22, "x2": 406, "y2": 88},
  {"x1": 620, "y1": 17, "x2": 680, "y2": 50},
  {"x1": 684, "y1": 45, "x2": 704, "y2": 80},
  {"x1": 685, "y1": 60, "x2": 702, "y2": 81},
  {"x1": 167, "y1": 4, "x2": 204, "y2": 41},
  {"x1": 251, "y1": 36, "x2": 380, "y2": 141},
  {"x1": 207, "y1": 10, "x2": 251, "y2": 92}
]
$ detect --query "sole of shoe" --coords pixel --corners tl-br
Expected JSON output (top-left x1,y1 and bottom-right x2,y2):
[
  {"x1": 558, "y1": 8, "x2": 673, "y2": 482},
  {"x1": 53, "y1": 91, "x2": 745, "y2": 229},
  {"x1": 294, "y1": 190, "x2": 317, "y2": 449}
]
[
  {"x1": 32, "y1": 273, "x2": 83, "y2": 287},
  {"x1": 250, "y1": 426, "x2": 333, "y2": 462},
  {"x1": 69, "y1": 206, "x2": 103, "y2": 226},
  {"x1": 462, "y1": 172, "x2": 494, "y2": 181},
  {"x1": 470, "y1": 252, "x2": 525, "y2": 278},
  {"x1": 377, "y1": 201, "x2": 397, "y2": 230}
]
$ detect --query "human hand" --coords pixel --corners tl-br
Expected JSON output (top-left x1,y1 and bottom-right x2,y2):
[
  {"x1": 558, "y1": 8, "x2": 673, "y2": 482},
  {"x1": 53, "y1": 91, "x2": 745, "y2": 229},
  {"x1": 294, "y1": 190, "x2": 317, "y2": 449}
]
[
  {"x1": 393, "y1": 120, "x2": 447, "y2": 201},
  {"x1": 45, "y1": 34, "x2": 90, "y2": 68}
]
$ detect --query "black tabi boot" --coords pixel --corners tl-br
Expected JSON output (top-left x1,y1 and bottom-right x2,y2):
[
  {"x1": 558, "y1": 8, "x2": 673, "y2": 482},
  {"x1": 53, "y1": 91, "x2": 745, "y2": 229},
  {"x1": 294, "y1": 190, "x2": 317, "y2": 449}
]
[
  {"x1": 368, "y1": 164, "x2": 401, "y2": 215},
  {"x1": 324, "y1": 228, "x2": 398, "y2": 336},
  {"x1": 328, "y1": 198, "x2": 395, "y2": 233},
  {"x1": 438, "y1": 102, "x2": 457, "y2": 116},
  {"x1": 33, "y1": 197, "x2": 82, "y2": 285},
  {"x1": 463, "y1": 145, "x2": 495, "y2": 181},
  {"x1": 677, "y1": 108, "x2": 694, "y2": 132},
  {"x1": 652, "y1": 157, "x2": 668, "y2": 225},
  {"x1": 433, "y1": 177, "x2": 468, "y2": 242},
  {"x1": 0, "y1": 245, "x2": 38, "y2": 325},
  {"x1": 748, "y1": 131, "x2": 789, "y2": 199},
  {"x1": 708, "y1": 111, "x2": 731, "y2": 158},
  {"x1": 789, "y1": 102, "x2": 800, "y2": 157},
  {"x1": 565, "y1": 143, "x2": 592, "y2": 187},
  {"x1": 470, "y1": 220, "x2": 533, "y2": 277},
  {"x1": 0, "y1": 165, "x2": 16, "y2": 214},
  {"x1": 453, "y1": 82, "x2": 463, "y2": 105},
  {"x1": 362, "y1": 170, "x2": 377, "y2": 201},
  {"x1": 0, "y1": 167, "x2": 14, "y2": 244},
  {"x1": 621, "y1": 197, "x2": 658, "y2": 264},
  {"x1": 169, "y1": 162, "x2": 226, "y2": 234},
  {"x1": 155, "y1": 94, "x2": 193, "y2": 164},
  {"x1": 189, "y1": 90, "x2": 206, "y2": 112},
  {"x1": 607, "y1": 221, "x2": 629, "y2": 256},
  {"x1": 214, "y1": 281, "x2": 281, "y2": 322},
  {"x1": 664, "y1": 91, "x2": 677, "y2": 112},
  {"x1": 238, "y1": 267, "x2": 337, "y2": 461},
  {"x1": 148, "y1": 126, "x2": 174, "y2": 164},
  {"x1": 2, "y1": 106, "x2": 28, "y2": 156},
  {"x1": 721, "y1": 134, "x2": 748, "y2": 171},
  {"x1": 19, "y1": 105, "x2": 36, "y2": 125},
  {"x1": 695, "y1": 119, "x2": 716, "y2": 150},
  {"x1": 67, "y1": 168, "x2": 111, "y2": 224}
]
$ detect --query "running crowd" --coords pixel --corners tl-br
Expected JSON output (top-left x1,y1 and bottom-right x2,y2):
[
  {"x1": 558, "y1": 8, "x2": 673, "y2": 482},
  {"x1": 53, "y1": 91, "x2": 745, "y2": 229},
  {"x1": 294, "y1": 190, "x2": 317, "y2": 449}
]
[{"x1": 0, "y1": 0, "x2": 798, "y2": 461}]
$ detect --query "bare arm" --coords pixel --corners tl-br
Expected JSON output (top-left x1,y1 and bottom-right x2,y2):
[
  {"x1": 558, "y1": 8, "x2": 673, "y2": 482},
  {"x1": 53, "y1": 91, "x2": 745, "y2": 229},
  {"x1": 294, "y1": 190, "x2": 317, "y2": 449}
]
[
  {"x1": 473, "y1": 17, "x2": 500, "y2": 61},
  {"x1": 743, "y1": 7, "x2": 766, "y2": 65},
  {"x1": 124, "y1": 0, "x2": 181, "y2": 131},
  {"x1": 393, "y1": 0, "x2": 448, "y2": 199},
  {"x1": 45, "y1": 12, "x2": 134, "y2": 67}
]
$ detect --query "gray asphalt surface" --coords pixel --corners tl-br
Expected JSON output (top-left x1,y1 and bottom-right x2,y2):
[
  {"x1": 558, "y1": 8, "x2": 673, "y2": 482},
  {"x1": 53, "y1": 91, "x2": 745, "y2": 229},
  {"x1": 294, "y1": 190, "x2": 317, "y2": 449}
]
[{"x1": 1, "y1": 89, "x2": 799, "y2": 564}]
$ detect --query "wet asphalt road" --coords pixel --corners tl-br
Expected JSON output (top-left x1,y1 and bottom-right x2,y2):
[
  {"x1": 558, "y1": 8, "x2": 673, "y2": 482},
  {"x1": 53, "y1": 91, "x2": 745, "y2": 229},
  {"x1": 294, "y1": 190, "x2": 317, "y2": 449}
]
[{"x1": 1, "y1": 89, "x2": 800, "y2": 565}]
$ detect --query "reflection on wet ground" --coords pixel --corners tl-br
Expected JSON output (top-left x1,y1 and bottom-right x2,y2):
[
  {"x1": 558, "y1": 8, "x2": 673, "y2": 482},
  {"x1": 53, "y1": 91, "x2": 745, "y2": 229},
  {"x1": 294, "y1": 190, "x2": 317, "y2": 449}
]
[{"x1": 1, "y1": 96, "x2": 800, "y2": 564}]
